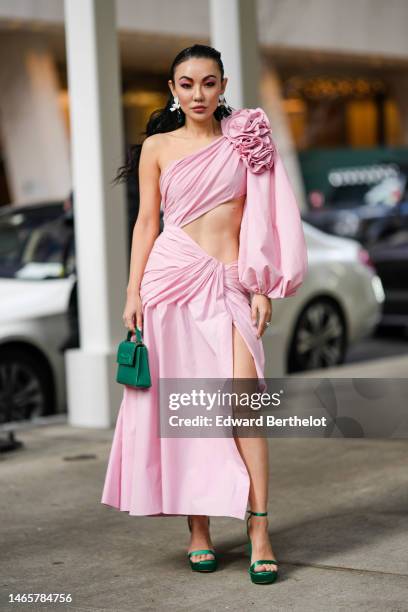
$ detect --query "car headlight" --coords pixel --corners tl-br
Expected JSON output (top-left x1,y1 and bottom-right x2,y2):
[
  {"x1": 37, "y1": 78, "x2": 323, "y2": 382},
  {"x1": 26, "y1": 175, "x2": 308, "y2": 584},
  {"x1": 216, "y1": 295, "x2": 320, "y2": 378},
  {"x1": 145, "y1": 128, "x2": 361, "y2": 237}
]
[{"x1": 371, "y1": 274, "x2": 385, "y2": 303}]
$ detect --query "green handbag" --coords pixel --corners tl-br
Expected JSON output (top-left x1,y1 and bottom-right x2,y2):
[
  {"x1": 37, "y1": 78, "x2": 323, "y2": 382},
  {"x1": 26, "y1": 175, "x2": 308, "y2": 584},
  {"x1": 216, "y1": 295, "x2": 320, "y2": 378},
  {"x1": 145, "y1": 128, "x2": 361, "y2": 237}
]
[{"x1": 116, "y1": 327, "x2": 152, "y2": 388}]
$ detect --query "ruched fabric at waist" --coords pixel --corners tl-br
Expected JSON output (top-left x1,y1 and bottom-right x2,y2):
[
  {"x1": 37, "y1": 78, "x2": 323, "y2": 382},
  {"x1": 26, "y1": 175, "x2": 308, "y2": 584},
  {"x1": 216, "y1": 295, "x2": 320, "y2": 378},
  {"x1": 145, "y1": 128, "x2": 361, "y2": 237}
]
[{"x1": 139, "y1": 223, "x2": 249, "y2": 309}]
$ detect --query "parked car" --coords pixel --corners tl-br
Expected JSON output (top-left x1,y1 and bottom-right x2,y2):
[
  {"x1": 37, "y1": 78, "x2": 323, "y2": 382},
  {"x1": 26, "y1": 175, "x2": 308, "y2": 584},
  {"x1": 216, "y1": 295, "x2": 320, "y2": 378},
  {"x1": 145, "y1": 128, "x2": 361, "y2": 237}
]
[
  {"x1": 0, "y1": 201, "x2": 65, "y2": 278},
  {"x1": 304, "y1": 164, "x2": 408, "y2": 246},
  {"x1": 264, "y1": 223, "x2": 385, "y2": 373},
  {"x1": 0, "y1": 202, "x2": 74, "y2": 424},
  {"x1": 0, "y1": 202, "x2": 75, "y2": 423},
  {"x1": 0, "y1": 202, "x2": 384, "y2": 423},
  {"x1": 364, "y1": 197, "x2": 408, "y2": 246},
  {"x1": 367, "y1": 225, "x2": 408, "y2": 329}
]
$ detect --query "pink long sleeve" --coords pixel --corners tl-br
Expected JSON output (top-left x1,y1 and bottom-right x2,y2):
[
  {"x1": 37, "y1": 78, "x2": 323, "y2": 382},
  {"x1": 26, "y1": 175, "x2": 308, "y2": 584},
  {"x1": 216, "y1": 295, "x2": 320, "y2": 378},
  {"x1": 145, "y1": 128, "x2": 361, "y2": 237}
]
[
  {"x1": 237, "y1": 135, "x2": 308, "y2": 298},
  {"x1": 222, "y1": 106, "x2": 308, "y2": 298}
]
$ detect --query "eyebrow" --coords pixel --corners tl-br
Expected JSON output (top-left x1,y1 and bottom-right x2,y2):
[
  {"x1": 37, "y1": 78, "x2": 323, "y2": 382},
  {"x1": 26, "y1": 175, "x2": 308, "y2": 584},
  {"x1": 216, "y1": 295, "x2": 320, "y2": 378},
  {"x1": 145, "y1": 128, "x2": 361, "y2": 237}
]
[{"x1": 178, "y1": 75, "x2": 217, "y2": 81}]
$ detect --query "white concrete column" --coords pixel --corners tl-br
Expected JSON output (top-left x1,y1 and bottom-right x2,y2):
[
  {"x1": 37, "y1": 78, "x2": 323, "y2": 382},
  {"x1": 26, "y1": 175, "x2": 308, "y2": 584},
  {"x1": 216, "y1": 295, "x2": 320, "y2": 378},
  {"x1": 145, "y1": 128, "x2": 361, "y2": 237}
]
[
  {"x1": 0, "y1": 32, "x2": 71, "y2": 204},
  {"x1": 64, "y1": 0, "x2": 128, "y2": 427},
  {"x1": 209, "y1": 0, "x2": 260, "y2": 109},
  {"x1": 260, "y1": 63, "x2": 307, "y2": 211}
]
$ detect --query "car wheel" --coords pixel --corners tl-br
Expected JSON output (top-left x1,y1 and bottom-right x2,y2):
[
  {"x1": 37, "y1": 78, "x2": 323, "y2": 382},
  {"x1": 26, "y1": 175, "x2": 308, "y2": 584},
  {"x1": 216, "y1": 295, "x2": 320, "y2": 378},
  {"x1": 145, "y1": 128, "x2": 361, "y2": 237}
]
[
  {"x1": 0, "y1": 348, "x2": 54, "y2": 424},
  {"x1": 288, "y1": 298, "x2": 347, "y2": 373}
]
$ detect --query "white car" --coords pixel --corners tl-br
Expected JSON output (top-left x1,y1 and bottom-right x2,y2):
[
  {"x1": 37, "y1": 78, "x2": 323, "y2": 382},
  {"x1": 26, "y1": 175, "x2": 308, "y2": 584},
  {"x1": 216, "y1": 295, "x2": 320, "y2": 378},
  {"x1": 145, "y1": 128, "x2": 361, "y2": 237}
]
[
  {"x1": 0, "y1": 203, "x2": 75, "y2": 424},
  {"x1": 263, "y1": 222, "x2": 384, "y2": 375},
  {"x1": 0, "y1": 203, "x2": 384, "y2": 422}
]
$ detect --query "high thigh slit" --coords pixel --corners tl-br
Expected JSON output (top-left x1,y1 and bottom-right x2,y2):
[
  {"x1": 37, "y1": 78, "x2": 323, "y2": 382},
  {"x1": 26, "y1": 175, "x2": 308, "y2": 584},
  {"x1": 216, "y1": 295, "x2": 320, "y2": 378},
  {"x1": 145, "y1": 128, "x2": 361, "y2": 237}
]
[{"x1": 100, "y1": 107, "x2": 308, "y2": 520}]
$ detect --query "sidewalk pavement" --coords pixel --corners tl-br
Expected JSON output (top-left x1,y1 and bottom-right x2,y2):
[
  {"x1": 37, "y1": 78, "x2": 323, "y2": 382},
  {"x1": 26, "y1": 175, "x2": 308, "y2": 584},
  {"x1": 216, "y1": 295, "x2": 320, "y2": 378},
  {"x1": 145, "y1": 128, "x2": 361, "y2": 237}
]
[{"x1": 1, "y1": 355, "x2": 408, "y2": 612}]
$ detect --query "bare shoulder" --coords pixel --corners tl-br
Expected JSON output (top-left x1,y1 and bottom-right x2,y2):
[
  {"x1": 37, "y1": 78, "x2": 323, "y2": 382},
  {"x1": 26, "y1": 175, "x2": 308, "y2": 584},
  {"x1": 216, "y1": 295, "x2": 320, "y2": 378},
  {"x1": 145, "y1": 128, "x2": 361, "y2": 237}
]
[
  {"x1": 144, "y1": 133, "x2": 172, "y2": 160},
  {"x1": 144, "y1": 130, "x2": 182, "y2": 148},
  {"x1": 140, "y1": 133, "x2": 163, "y2": 156},
  {"x1": 142, "y1": 131, "x2": 179, "y2": 172},
  {"x1": 139, "y1": 133, "x2": 165, "y2": 174}
]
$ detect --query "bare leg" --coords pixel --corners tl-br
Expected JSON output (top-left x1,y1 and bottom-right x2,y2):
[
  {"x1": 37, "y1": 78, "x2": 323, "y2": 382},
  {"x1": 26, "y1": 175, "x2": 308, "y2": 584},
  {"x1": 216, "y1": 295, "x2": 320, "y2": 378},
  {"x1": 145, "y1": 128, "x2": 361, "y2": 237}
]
[
  {"x1": 187, "y1": 515, "x2": 215, "y2": 562},
  {"x1": 232, "y1": 324, "x2": 277, "y2": 573}
]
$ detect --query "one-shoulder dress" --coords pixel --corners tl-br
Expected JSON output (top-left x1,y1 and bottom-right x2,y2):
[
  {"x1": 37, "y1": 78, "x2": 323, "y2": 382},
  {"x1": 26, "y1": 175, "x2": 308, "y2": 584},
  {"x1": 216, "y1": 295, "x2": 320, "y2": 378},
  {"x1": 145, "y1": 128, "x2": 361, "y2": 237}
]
[{"x1": 101, "y1": 107, "x2": 308, "y2": 520}]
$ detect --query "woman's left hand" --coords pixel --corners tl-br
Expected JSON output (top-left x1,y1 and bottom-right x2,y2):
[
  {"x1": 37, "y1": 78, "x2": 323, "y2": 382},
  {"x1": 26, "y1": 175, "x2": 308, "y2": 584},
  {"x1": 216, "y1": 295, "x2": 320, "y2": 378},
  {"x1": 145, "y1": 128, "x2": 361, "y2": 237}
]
[{"x1": 251, "y1": 293, "x2": 272, "y2": 338}]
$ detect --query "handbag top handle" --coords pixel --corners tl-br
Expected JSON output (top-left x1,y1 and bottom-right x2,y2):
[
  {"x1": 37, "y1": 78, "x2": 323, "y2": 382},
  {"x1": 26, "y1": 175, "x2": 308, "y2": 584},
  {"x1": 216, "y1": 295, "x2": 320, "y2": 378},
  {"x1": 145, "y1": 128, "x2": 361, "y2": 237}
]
[{"x1": 126, "y1": 327, "x2": 143, "y2": 344}]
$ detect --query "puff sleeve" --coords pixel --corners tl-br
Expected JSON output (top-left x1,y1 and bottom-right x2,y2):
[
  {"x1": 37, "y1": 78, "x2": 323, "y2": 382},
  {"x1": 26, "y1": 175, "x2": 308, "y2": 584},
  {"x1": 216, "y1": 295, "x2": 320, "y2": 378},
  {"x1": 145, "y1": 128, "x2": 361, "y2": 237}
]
[{"x1": 223, "y1": 107, "x2": 308, "y2": 298}]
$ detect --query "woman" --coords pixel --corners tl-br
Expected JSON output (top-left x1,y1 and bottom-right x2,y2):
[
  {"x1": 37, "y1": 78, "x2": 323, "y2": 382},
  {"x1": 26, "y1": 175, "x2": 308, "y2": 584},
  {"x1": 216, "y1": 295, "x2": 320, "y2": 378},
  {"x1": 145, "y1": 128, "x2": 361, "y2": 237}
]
[{"x1": 101, "y1": 44, "x2": 308, "y2": 585}]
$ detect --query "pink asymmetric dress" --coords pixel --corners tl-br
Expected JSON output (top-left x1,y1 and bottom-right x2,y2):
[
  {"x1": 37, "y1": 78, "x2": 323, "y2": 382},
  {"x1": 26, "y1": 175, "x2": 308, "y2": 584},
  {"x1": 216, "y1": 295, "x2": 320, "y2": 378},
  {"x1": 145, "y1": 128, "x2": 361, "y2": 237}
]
[{"x1": 101, "y1": 107, "x2": 308, "y2": 520}]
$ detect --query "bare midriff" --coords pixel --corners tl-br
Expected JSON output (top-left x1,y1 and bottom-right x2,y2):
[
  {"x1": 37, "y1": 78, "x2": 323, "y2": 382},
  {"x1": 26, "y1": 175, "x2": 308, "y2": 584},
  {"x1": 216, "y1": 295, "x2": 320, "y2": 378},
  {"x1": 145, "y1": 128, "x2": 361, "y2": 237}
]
[
  {"x1": 180, "y1": 197, "x2": 246, "y2": 265},
  {"x1": 159, "y1": 131, "x2": 246, "y2": 265}
]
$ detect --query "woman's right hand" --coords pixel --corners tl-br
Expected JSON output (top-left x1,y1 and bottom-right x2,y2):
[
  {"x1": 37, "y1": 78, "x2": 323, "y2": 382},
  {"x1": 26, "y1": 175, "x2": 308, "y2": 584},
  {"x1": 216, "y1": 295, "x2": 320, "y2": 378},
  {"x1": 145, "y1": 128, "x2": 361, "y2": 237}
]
[{"x1": 122, "y1": 292, "x2": 143, "y2": 333}]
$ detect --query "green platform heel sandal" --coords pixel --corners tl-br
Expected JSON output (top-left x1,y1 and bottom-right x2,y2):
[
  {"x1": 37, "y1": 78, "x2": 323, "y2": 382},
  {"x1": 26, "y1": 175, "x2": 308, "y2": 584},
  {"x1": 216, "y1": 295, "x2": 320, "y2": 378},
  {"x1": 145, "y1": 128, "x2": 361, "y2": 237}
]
[
  {"x1": 246, "y1": 510, "x2": 278, "y2": 584},
  {"x1": 187, "y1": 516, "x2": 218, "y2": 572}
]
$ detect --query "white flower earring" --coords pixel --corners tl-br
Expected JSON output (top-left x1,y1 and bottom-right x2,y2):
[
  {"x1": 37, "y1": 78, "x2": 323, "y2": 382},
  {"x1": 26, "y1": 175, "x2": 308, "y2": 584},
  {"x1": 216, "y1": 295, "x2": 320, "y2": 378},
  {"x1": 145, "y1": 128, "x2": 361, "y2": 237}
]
[
  {"x1": 170, "y1": 96, "x2": 181, "y2": 112},
  {"x1": 218, "y1": 93, "x2": 231, "y2": 111}
]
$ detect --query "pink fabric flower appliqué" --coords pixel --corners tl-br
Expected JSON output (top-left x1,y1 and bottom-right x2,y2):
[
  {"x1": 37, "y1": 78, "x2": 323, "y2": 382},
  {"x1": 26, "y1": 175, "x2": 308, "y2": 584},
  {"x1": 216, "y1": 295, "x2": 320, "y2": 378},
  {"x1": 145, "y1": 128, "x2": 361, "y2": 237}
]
[{"x1": 222, "y1": 107, "x2": 275, "y2": 174}]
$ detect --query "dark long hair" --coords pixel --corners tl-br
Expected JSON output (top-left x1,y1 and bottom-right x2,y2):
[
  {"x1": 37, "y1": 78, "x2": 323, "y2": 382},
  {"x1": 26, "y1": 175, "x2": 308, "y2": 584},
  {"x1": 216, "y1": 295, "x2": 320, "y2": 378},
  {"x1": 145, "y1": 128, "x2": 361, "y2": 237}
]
[{"x1": 114, "y1": 44, "x2": 233, "y2": 184}]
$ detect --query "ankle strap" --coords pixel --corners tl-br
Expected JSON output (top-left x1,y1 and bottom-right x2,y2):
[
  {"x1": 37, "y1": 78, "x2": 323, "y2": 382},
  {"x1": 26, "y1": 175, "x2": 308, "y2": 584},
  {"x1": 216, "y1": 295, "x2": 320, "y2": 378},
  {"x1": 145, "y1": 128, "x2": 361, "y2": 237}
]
[{"x1": 247, "y1": 510, "x2": 268, "y2": 516}]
